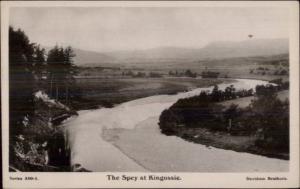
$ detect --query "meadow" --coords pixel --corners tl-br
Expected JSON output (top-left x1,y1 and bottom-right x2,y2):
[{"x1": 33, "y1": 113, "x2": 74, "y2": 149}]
[{"x1": 73, "y1": 77, "x2": 230, "y2": 110}]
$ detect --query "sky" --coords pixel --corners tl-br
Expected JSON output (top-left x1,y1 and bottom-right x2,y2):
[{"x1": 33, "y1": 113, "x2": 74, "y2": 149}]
[{"x1": 9, "y1": 7, "x2": 289, "y2": 52}]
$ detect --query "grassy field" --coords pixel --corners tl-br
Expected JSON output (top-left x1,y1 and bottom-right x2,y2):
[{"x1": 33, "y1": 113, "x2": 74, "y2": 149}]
[
  {"x1": 76, "y1": 53, "x2": 289, "y2": 86},
  {"x1": 219, "y1": 90, "x2": 289, "y2": 108},
  {"x1": 73, "y1": 77, "x2": 230, "y2": 110}
]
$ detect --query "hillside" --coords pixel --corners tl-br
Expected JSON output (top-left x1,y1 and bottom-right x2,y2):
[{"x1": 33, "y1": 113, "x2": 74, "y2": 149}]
[
  {"x1": 71, "y1": 49, "x2": 116, "y2": 67},
  {"x1": 198, "y1": 38, "x2": 288, "y2": 59},
  {"x1": 70, "y1": 38, "x2": 288, "y2": 67}
]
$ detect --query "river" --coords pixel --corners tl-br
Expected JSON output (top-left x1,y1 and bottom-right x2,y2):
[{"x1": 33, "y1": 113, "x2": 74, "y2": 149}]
[{"x1": 63, "y1": 79, "x2": 288, "y2": 172}]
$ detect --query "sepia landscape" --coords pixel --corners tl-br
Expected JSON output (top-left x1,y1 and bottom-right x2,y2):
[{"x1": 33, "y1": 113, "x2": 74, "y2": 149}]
[{"x1": 8, "y1": 7, "x2": 289, "y2": 172}]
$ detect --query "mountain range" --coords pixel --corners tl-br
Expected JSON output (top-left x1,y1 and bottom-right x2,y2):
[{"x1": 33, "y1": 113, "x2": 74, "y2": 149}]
[{"x1": 71, "y1": 38, "x2": 288, "y2": 67}]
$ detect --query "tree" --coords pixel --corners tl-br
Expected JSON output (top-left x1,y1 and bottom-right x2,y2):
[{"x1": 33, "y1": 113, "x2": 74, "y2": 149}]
[
  {"x1": 184, "y1": 69, "x2": 197, "y2": 78},
  {"x1": 211, "y1": 85, "x2": 222, "y2": 102},
  {"x1": 223, "y1": 104, "x2": 241, "y2": 132},
  {"x1": 32, "y1": 45, "x2": 46, "y2": 87},
  {"x1": 46, "y1": 45, "x2": 76, "y2": 104},
  {"x1": 159, "y1": 109, "x2": 183, "y2": 135},
  {"x1": 250, "y1": 86, "x2": 289, "y2": 152},
  {"x1": 9, "y1": 26, "x2": 35, "y2": 128},
  {"x1": 9, "y1": 26, "x2": 36, "y2": 163},
  {"x1": 224, "y1": 85, "x2": 236, "y2": 100},
  {"x1": 255, "y1": 84, "x2": 277, "y2": 97}
]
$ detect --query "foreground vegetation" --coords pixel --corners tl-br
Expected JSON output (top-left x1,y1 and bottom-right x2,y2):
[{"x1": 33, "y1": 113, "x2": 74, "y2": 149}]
[
  {"x1": 159, "y1": 82, "x2": 289, "y2": 159},
  {"x1": 9, "y1": 27, "x2": 78, "y2": 171}
]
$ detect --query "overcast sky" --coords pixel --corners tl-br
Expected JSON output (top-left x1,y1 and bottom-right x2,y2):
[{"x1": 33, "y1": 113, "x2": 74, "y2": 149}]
[{"x1": 10, "y1": 7, "x2": 289, "y2": 52}]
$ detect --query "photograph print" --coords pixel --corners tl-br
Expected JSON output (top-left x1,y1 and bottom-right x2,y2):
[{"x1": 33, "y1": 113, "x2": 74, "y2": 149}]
[{"x1": 6, "y1": 3, "x2": 294, "y2": 174}]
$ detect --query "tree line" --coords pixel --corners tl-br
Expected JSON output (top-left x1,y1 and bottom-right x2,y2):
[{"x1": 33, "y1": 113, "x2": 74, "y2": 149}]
[
  {"x1": 168, "y1": 69, "x2": 197, "y2": 78},
  {"x1": 122, "y1": 70, "x2": 163, "y2": 78}
]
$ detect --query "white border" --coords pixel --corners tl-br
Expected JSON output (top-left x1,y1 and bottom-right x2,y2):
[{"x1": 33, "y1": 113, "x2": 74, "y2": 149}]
[{"x1": 1, "y1": 1, "x2": 299, "y2": 188}]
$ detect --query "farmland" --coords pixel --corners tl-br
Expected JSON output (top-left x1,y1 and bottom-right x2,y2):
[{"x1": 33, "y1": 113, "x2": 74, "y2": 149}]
[
  {"x1": 73, "y1": 77, "x2": 233, "y2": 110},
  {"x1": 76, "y1": 53, "x2": 289, "y2": 82}
]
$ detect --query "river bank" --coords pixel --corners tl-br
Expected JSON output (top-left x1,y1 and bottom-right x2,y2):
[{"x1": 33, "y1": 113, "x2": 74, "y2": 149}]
[
  {"x1": 103, "y1": 116, "x2": 288, "y2": 172},
  {"x1": 10, "y1": 91, "x2": 77, "y2": 172},
  {"x1": 173, "y1": 126, "x2": 289, "y2": 160}
]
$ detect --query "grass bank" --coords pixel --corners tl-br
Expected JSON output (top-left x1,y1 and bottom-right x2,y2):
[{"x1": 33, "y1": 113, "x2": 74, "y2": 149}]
[{"x1": 73, "y1": 77, "x2": 233, "y2": 110}]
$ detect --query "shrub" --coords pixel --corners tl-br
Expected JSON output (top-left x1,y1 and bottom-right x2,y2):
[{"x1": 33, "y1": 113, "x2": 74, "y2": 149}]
[{"x1": 159, "y1": 83, "x2": 289, "y2": 153}]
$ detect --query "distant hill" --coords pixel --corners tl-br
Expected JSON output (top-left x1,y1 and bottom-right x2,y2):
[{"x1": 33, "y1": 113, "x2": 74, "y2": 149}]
[
  {"x1": 72, "y1": 49, "x2": 115, "y2": 66},
  {"x1": 69, "y1": 38, "x2": 289, "y2": 66},
  {"x1": 198, "y1": 38, "x2": 288, "y2": 59}
]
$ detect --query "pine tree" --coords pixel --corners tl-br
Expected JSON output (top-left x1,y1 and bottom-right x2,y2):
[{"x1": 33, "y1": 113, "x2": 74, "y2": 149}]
[
  {"x1": 9, "y1": 26, "x2": 36, "y2": 162},
  {"x1": 32, "y1": 45, "x2": 46, "y2": 87},
  {"x1": 46, "y1": 45, "x2": 76, "y2": 104}
]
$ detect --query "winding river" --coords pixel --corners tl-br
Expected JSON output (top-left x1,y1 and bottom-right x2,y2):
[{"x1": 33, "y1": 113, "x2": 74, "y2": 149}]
[{"x1": 63, "y1": 79, "x2": 288, "y2": 172}]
